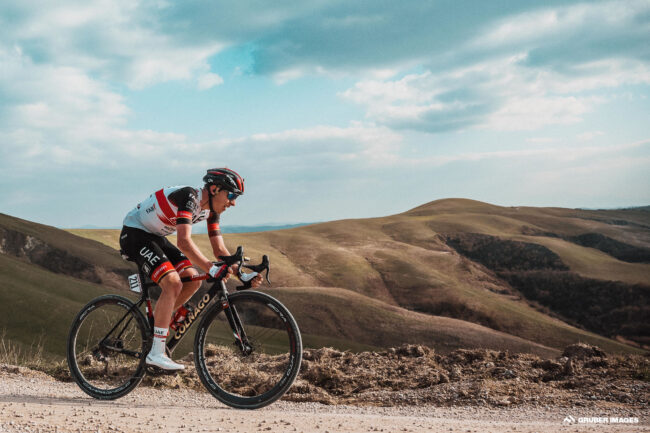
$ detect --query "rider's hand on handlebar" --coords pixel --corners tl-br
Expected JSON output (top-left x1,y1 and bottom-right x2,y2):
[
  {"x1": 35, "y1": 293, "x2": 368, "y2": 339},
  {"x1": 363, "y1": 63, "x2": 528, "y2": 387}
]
[
  {"x1": 227, "y1": 264, "x2": 264, "y2": 288},
  {"x1": 224, "y1": 264, "x2": 263, "y2": 286},
  {"x1": 224, "y1": 264, "x2": 238, "y2": 282},
  {"x1": 208, "y1": 264, "x2": 222, "y2": 278},
  {"x1": 249, "y1": 273, "x2": 263, "y2": 288}
]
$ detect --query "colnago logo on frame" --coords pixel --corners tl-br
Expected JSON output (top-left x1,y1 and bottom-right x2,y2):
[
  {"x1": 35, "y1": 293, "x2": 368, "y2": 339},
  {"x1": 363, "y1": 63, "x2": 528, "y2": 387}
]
[{"x1": 562, "y1": 415, "x2": 639, "y2": 425}]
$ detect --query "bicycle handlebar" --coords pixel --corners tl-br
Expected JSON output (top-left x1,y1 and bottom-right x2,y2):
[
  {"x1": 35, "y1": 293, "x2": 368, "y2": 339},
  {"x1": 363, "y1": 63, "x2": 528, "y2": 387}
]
[
  {"x1": 217, "y1": 245, "x2": 245, "y2": 267},
  {"x1": 218, "y1": 246, "x2": 271, "y2": 290},
  {"x1": 178, "y1": 246, "x2": 271, "y2": 289}
]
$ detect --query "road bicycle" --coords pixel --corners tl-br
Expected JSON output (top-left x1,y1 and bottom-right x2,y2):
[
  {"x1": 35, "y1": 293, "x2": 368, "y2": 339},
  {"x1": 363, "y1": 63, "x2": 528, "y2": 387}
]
[{"x1": 66, "y1": 246, "x2": 302, "y2": 409}]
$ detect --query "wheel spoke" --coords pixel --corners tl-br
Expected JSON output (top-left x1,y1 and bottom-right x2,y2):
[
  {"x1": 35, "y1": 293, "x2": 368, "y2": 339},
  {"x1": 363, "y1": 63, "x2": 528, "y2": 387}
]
[
  {"x1": 195, "y1": 291, "x2": 302, "y2": 409},
  {"x1": 68, "y1": 296, "x2": 148, "y2": 400}
]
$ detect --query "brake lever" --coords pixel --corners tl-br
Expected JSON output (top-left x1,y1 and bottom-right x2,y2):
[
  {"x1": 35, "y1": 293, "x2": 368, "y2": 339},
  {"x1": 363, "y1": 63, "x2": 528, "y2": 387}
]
[
  {"x1": 264, "y1": 265, "x2": 271, "y2": 284},
  {"x1": 218, "y1": 246, "x2": 243, "y2": 265},
  {"x1": 241, "y1": 255, "x2": 268, "y2": 272},
  {"x1": 241, "y1": 255, "x2": 271, "y2": 282},
  {"x1": 237, "y1": 255, "x2": 271, "y2": 290}
]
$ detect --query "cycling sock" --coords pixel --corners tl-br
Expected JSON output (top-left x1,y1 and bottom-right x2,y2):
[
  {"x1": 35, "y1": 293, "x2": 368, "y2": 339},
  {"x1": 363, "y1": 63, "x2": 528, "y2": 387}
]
[{"x1": 150, "y1": 327, "x2": 168, "y2": 356}]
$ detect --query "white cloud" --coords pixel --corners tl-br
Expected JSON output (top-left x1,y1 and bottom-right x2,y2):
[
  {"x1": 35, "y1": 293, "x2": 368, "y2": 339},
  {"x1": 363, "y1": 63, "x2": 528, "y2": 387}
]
[
  {"x1": 341, "y1": 51, "x2": 650, "y2": 133},
  {"x1": 0, "y1": 1, "x2": 225, "y2": 90},
  {"x1": 486, "y1": 95, "x2": 592, "y2": 131},
  {"x1": 210, "y1": 122, "x2": 404, "y2": 168},
  {"x1": 526, "y1": 137, "x2": 559, "y2": 144},
  {"x1": 3, "y1": 0, "x2": 649, "y2": 140},
  {"x1": 0, "y1": 46, "x2": 191, "y2": 170},
  {"x1": 197, "y1": 72, "x2": 224, "y2": 90},
  {"x1": 577, "y1": 130, "x2": 605, "y2": 141},
  {"x1": 1, "y1": 0, "x2": 649, "y2": 226},
  {"x1": 478, "y1": 0, "x2": 649, "y2": 49},
  {"x1": 333, "y1": 0, "x2": 650, "y2": 134},
  {"x1": 401, "y1": 138, "x2": 650, "y2": 167}
]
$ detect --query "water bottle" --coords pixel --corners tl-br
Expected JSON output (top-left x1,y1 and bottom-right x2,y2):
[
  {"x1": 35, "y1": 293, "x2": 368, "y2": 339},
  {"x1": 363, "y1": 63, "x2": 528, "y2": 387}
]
[{"x1": 170, "y1": 304, "x2": 191, "y2": 330}]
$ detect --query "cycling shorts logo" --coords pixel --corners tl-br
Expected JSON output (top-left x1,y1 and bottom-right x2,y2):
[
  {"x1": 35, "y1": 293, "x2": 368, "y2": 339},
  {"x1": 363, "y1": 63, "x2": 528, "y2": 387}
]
[
  {"x1": 139, "y1": 247, "x2": 161, "y2": 266},
  {"x1": 142, "y1": 263, "x2": 151, "y2": 274}
]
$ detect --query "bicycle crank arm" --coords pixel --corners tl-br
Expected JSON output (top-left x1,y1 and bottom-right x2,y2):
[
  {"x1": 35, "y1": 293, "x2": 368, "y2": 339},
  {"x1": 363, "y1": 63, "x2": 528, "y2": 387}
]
[{"x1": 102, "y1": 346, "x2": 143, "y2": 359}]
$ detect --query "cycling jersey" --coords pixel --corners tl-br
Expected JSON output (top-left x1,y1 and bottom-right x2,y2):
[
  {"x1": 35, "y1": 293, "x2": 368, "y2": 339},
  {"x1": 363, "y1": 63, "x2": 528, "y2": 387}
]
[{"x1": 123, "y1": 186, "x2": 219, "y2": 236}]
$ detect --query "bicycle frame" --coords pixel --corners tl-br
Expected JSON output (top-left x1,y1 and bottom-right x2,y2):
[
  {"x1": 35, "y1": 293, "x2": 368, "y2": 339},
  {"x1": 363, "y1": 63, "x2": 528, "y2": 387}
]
[
  {"x1": 104, "y1": 263, "x2": 251, "y2": 359},
  {"x1": 69, "y1": 245, "x2": 300, "y2": 408}
]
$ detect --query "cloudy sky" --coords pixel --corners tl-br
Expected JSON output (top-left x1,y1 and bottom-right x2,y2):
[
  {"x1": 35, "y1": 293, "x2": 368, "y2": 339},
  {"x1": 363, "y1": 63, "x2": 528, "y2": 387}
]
[{"x1": 1, "y1": 0, "x2": 649, "y2": 228}]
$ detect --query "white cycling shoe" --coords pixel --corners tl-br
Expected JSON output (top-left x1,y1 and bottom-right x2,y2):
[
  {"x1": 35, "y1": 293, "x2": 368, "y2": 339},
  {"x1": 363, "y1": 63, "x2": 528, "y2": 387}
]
[{"x1": 145, "y1": 352, "x2": 185, "y2": 371}]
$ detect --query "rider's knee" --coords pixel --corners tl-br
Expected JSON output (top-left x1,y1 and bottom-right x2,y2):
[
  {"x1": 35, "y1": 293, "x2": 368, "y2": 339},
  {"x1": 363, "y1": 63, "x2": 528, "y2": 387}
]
[
  {"x1": 160, "y1": 272, "x2": 183, "y2": 298},
  {"x1": 186, "y1": 279, "x2": 201, "y2": 292},
  {"x1": 180, "y1": 268, "x2": 201, "y2": 293}
]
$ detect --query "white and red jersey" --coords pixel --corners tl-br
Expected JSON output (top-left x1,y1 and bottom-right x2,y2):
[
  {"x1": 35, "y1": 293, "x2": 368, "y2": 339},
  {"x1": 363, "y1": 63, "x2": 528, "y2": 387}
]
[{"x1": 123, "y1": 186, "x2": 219, "y2": 237}]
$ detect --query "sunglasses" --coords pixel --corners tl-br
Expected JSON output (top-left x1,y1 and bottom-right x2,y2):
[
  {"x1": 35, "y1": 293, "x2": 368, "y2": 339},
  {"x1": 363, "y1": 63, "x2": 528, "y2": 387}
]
[{"x1": 227, "y1": 191, "x2": 240, "y2": 201}]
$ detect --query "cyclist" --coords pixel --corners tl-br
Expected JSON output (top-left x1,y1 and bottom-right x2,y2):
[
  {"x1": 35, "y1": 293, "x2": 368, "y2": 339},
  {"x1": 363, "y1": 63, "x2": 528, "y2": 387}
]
[{"x1": 119, "y1": 168, "x2": 262, "y2": 370}]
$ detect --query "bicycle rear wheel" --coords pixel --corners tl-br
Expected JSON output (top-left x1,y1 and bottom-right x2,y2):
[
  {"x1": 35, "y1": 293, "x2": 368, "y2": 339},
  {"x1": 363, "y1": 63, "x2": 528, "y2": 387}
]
[
  {"x1": 194, "y1": 291, "x2": 302, "y2": 409},
  {"x1": 67, "y1": 295, "x2": 149, "y2": 400}
]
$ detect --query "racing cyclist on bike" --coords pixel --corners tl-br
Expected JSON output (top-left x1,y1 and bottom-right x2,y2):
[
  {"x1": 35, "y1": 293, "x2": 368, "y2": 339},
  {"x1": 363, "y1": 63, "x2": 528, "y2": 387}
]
[{"x1": 119, "y1": 168, "x2": 262, "y2": 370}]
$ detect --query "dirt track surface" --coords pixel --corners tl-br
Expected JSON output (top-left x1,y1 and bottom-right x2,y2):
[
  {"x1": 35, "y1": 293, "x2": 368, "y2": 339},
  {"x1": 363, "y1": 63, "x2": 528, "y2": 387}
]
[{"x1": 0, "y1": 366, "x2": 648, "y2": 433}]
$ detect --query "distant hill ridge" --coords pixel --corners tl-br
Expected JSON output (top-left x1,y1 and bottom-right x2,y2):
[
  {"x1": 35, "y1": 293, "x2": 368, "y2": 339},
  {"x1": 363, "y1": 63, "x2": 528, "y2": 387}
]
[
  {"x1": 404, "y1": 199, "x2": 650, "y2": 347},
  {"x1": 69, "y1": 198, "x2": 649, "y2": 354},
  {"x1": 1, "y1": 199, "x2": 648, "y2": 361},
  {"x1": 68, "y1": 223, "x2": 316, "y2": 234},
  {"x1": 0, "y1": 213, "x2": 133, "y2": 289}
]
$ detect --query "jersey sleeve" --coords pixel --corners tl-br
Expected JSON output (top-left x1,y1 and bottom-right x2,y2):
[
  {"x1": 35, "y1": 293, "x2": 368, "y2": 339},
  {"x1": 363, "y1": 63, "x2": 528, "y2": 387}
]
[
  {"x1": 207, "y1": 212, "x2": 221, "y2": 237},
  {"x1": 168, "y1": 187, "x2": 200, "y2": 225}
]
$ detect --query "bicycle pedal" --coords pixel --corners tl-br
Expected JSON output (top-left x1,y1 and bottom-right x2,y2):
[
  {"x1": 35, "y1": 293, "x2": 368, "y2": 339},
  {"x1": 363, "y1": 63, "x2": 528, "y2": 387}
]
[{"x1": 146, "y1": 365, "x2": 181, "y2": 376}]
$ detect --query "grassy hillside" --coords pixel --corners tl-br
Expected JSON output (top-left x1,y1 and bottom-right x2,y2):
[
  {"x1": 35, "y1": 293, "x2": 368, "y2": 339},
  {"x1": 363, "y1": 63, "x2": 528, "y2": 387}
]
[
  {"x1": 0, "y1": 212, "x2": 562, "y2": 359},
  {"x1": 0, "y1": 253, "x2": 119, "y2": 359},
  {"x1": 1, "y1": 214, "x2": 130, "y2": 271},
  {"x1": 266, "y1": 286, "x2": 645, "y2": 357},
  {"x1": 1, "y1": 213, "x2": 134, "y2": 290},
  {"x1": 0, "y1": 236, "x2": 560, "y2": 360},
  {"x1": 0, "y1": 213, "x2": 137, "y2": 360},
  {"x1": 68, "y1": 199, "x2": 648, "y2": 354}
]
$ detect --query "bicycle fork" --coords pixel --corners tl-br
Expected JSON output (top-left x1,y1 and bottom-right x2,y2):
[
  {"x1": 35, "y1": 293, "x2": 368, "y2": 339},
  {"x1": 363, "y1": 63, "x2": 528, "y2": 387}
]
[
  {"x1": 214, "y1": 279, "x2": 253, "y2": 355},
  {"x1": 163, "y1": 279, "x2": 254, "y2": 356},
  {"x1": 223, "y1": 301, "x2": 253, "y2": 355}
]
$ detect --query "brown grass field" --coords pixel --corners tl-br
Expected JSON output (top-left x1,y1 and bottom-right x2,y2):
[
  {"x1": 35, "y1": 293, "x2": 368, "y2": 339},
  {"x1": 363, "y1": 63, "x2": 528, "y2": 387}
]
[{"x1": 58, "y1": 198, "x2": 649, "y2": 357}]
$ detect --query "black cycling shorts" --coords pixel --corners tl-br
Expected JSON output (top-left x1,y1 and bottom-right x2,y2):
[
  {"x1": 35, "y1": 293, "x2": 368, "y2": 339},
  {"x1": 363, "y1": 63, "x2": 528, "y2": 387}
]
[{"x1": 119, "y1": 226, "x2": 193, "y2": 283}]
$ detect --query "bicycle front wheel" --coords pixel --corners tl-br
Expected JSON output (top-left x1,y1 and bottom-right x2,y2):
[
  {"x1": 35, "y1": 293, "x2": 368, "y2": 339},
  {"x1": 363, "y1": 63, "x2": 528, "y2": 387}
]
[
  {"x1": 194, "y1": 291, "x2": 302, "y2": 409},
  {"x1": 67, "y1": 295, "x2": 149, "y2": 400}
]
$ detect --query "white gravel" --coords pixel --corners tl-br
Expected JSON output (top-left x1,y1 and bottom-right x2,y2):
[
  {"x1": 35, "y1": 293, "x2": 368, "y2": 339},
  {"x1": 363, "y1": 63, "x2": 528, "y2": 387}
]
[{"x1": 0, "y1": 367, "x2": 647, "y2": 433}]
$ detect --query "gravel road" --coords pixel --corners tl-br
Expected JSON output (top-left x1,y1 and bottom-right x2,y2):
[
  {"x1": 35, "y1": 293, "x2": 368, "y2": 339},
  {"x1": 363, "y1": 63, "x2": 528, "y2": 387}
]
[{"x1": 0, "y1": 366, "x2": 647, "y2": 433}]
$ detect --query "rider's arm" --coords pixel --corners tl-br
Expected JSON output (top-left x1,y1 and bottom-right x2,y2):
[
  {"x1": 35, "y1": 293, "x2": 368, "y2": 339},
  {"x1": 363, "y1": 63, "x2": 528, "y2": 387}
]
[
  {"x1": 176, "y1": 224, "x2": 213, "y2": 274},
  {"x1": 207, "y1": 214, "x2": 230, "y2": 258},
  {"x1": 170, "y1": 187, "x2": 217, "y2": 274},
  {"x1": 209, "y1": 230, "x2": 230, "y2": 258},
  {"x1": 206, "y1": 213, "x2": 263, "y2": 287}
]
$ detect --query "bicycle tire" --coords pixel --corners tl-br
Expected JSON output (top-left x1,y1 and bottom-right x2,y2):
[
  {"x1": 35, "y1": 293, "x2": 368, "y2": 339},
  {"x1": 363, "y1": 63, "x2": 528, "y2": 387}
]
[
  {"x1": 67, "y1": 294, "x2": 150, "y2": 400},
  {"x1": 194, "y1": 290, "x2": 302, "y2": 409}
]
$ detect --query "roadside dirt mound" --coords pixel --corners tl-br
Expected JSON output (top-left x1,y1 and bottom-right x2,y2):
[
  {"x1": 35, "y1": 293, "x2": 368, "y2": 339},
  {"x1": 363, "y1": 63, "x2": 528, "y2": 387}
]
[
  {"x1": 110, "y1": 343, "x2": 649, "y2": 408},
  {"x1": 562, "y1": 343, "x2": 607, "y2": 359},
  {"x1": 284, "y1": 344, "x2": 649, "y2": 407}
]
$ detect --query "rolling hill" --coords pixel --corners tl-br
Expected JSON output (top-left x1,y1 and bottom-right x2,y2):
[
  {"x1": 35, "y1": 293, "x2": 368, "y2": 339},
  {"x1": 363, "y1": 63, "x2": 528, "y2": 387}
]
[
  {"x1": 2, "y1": 199, "x2": 648, "y2": 361},
  {"x1": 71, "y1": 199, "x2": 649, "y2": 351}
]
